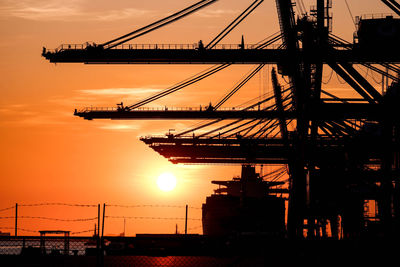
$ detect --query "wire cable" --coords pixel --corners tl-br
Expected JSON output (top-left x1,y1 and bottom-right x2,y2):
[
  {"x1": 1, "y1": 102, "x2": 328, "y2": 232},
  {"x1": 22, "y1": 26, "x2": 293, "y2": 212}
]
[
  {"x1": 344, "y1": 0, "x2": 357, "y2": 30},
  {"x1": 206, "y1": 0, "x2": 264, "y2": 49},
  {"x1": 103, "y1": 0, "x2": 219, "y2": 49},
  {"x1": 0, "y1": 206, "x2": 14, "y2": 213},
  {"x1": 0, "y1": 216, "x2": 98, "y2": 222},
  {"x1": 19, "y1": 203, "x2": 98, "y2": 208},
  {"x1": 106, "y1": 216, "x2": 201, "y2": 221}
]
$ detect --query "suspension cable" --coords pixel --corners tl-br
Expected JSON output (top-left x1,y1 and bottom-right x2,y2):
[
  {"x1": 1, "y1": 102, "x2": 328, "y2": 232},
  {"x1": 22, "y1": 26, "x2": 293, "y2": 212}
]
[
  {"x1": 127, "y1": 64, "x2": 230, "y2": 110},
  {"x1": 103, "y1": 0, "x2": 219, "y2": 49},
  {"x1": 123, "y1": 31, "x2": 282, "y2": 111},
  {"x1": 344, "y1": 0, "x2": 357, "y2": 30},
  {"x1": 206, "y1": 0, "x2": 264, "y2": 49},
  {"x1": 214, "y1": 64, "x2": 265, "y2": 110}
]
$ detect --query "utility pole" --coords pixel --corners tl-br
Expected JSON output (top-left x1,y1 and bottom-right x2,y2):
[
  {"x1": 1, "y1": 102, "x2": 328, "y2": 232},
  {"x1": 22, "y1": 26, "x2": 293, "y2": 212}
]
[
  {"x1": 101, "y1": 204, "x2": 106, "y2": 238},
  {"x1": 123, "y1": 218, "x2": 126, "y2": 237},
  {"x1": 185, "y1": 205, "x2": 188, "y2": 235},
  {"x1": 97, "y1": 204, "x2": 100, "y2": 236}
]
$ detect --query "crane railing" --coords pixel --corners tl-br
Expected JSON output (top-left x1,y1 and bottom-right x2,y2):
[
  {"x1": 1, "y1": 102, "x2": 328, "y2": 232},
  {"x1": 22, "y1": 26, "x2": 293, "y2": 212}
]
[
  {"x1": 75, "y1": 106, "x2": 258, "y2": 113},
  {"x1": 46, "y1": 43, "x2": 283, "y2": 53}
]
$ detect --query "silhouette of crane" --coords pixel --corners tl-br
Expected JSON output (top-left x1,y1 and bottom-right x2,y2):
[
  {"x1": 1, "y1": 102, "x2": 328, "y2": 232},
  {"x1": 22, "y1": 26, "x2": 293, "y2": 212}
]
[{"x1": 43, "y1": 0, "x2": 400, "y2": 240}]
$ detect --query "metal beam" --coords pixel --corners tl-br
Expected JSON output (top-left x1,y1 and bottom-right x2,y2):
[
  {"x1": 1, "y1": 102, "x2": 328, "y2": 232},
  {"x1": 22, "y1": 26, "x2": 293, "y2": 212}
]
[
  {"x1": 42, "y1": 48, "x2": 400, "y2": 64},
  {"x1": 340, "y1": 63, "x2": 383, "y2": 103},
  {"x1": 328, "y1": 62, "x2": 376, "y2": 103},
  {"x1": 74, "y1": 103, "x2": 384, "y2": 120}
]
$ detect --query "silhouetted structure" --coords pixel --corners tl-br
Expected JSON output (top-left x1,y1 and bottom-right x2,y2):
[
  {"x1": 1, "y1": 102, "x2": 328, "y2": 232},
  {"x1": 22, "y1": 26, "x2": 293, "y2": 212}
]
[
  {"x1": 203, "y1": 165, "x2": 286, "y2": 236},
  {"x1": 43, "y1": 0, "x2": 400, "y2": 240}
]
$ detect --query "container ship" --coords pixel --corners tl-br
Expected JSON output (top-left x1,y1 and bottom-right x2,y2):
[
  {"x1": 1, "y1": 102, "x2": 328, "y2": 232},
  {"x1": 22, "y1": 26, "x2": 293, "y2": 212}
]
[{"x1": 202, "y1": 165, "x2": 286, "y2": 237}]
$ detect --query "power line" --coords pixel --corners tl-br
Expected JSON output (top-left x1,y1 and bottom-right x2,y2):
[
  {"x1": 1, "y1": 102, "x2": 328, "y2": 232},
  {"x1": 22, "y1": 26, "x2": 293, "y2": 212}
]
[
  {"x1": 0, "y1": 227, "x2": 94, "y2": 235},
  {"x1": 106, "y1": 216, "x2": 201, "y2": 221},
  {"x1": 106, "y1": 204, "x2": 201, "y2": 209},
  {"x1": 19, "y1": 203, "x2": 98, "y2": 208},
  {"x1": 0, "y1": 206, "x2": 14, "y2": 213},
  {"x1": 0, "y1": 216, "x2": 98, "y2": 222}
]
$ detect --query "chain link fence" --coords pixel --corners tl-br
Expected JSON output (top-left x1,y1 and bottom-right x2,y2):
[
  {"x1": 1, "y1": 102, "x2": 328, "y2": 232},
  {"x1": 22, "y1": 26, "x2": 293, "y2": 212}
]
[
  {"x1": 1, "y1": 235, "x2": 396, "y2": 267},
  {"x1": 0, "y1": 236, "x2": 263, "y2": 267},
  {"x1": 0, "y1": 236, "x2": 99, "y2": 256},
  {"x1": 0, "y1": 235, "x2": 287, "y2": 267}
]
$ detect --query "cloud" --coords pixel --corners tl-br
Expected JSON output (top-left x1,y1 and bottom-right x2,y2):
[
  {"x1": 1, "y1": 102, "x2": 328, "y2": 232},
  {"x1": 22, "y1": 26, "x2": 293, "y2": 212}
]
[
  {"x1": 94, "y1": 8, "x2": 153, "y2": 22},
  {"x1": 78, "y1": 87, "x2": 161, "y2": 96},
  {"x1": 0, "y1": 0, "x2": 153, "y2": 21},
  {"x1": 195, "y1": 9, "x2": 239, "y2": 18},
  {"x1": 97, "y1": 123, "x2": 141, "y2": 131}
]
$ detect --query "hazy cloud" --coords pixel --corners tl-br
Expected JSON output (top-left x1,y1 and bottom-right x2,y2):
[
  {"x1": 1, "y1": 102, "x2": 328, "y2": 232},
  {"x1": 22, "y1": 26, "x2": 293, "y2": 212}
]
[
  {"x1": 79, "y1": 87, "x2": 161, "y2": 96},
  {"x1": 0, "y1": 0, "x2": 153, "y2": 21},
  {"x1": 98, "y1": 123, "x2": 141, "y2": 131},
  {"x1": 195, "y1": 9, "x2": 239, "y2": 18}
]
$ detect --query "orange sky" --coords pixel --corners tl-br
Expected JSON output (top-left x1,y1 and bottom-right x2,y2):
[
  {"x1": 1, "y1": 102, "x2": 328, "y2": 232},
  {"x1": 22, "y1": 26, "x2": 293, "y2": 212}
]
[{"x1": 0, "y1": 0, "x2": 393, "y2": 236}]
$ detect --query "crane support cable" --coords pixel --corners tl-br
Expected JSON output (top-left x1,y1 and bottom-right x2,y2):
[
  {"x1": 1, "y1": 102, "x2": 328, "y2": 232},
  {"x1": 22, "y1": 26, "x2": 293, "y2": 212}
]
[
  {"x1": 321, "y1": 90, "x2": 349, "y2": 103},
  {"x1": 324, "y1": 121, "x2": 348, "y2": 136},
  {"x1": 214, "y1": 64, "x2": 265, "y2": 110},
  {"x1": 254, "y1": 120, "x2": 280, "y2": 139},
  {"x1": 178, "y1": 90, "x2": 280, "y2": 138},
  {"x1": 344, "y1": 0, "x2": 357, "y2": 30},
  {"x1": 213, "y1": 119, "x2": 256, "y2": 138},
  {"x1": 175, "y1": 86, "x2": 291, "y2": 138},
  {"x1": 199, "y1": 87, "x2": 290, "y2": 138},
  {"x1": 251, "y1": 100, "x2": 293, "y2": 139},
  {"x1": 254, "y1": 31, "x2": 281, "y2": 46},
  {"x1": 363, "y1": 64, "x2": 399, "y2": 82},
  {"x1": 381, "y1": 64, "x2": 400, "y2": 74},
  {"x1": 199, "y1": 118, "x2": 248, "y2": 138},
  {"x1": 235, "y1": 90, "x2": 275, "y2": 109},
  {"x1": 123, "y1": 32, "x2": 281, "y2": 111},
  {"x1": 261, "y1": 166, "x2": 286, "y2": 179},
  {"x1": 102, "y1": 0, "x2": 219, "y2": 49},
  {"x1": 206, "y1": 90, "x2": 292, "y2": 138},
  {"x1": 255, "y1": 33, "x2": 282, "y2": 49},
  {"x1": 224, "y1": 119, "x2": 266, "y2": 138},
  {"x1": 240, "y1": 119, "x2": 268, "y2": 137},
  {"x1": 243, "y1": 86, "x2": 293, "y2": 110},
  {"x1": 127, "y1": 64, "x2": 230, "y2": 110},
  {"x1": 381, "y1": 0, "x2": 400, "y2": 16},
  {"x1": 243, "y1": 118, "x2": 266, "y2": 136},
  {"x1": 176, "y1": 119, "x2": 223, "y2": 137},
  {"x1": 206, "y1": 0, "x2": 264, "y2": 49}
]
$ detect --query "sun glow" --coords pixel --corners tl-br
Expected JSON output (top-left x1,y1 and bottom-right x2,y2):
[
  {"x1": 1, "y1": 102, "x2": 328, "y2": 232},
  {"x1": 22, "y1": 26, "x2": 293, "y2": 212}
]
[{"x1": 157, "y1": 172, "x2": 177, "y2": 192}]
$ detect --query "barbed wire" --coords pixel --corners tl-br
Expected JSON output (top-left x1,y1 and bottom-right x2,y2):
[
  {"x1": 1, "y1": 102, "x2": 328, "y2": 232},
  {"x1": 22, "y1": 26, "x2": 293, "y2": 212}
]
[
  {"x1": 19, "y1": 203, "x2": 98, "y2": 208},
  {"x1": 71, "y1": 229, "x2": 95, "y2": 235},
  {"x1": 105, "y1": 216, "x2": 201, "y2": 221},
  {"x1": 3, "y1": 203, "x2": 201, "y2": 209},
  {"x1": 106, "y1": 204, "x2": 202, "y2": 210},
  {"x1": 0, "y1": 227, "x2": 94, "y2": 235},
  {"x1": 0, "y1": 227, "x2": 37, "y2": 233},
  {"x1": 0, "y1": 206, "x2": 15, "y2": 213},
  {"x1": 0, "y1": 216, "x2": 98, "y2": 222}
]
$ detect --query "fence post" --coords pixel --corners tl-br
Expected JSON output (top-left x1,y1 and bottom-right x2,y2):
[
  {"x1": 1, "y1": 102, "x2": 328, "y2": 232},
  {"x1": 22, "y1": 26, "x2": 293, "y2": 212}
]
[
  {"x1": 98, "y1": 203, "x2": 106, "y2": 267},
  {"x1": 98, "y1": 204, "x2": 100, "y2": 237},
  {"x1": 15, "y1": 203, "x2": 18, "y2": 237},
  {"x1": 102, "y1": 204, "x2": 105, "y2": 238},
  {"x1": 185, "y1": 205, "x2": 188, "y2": 235}
]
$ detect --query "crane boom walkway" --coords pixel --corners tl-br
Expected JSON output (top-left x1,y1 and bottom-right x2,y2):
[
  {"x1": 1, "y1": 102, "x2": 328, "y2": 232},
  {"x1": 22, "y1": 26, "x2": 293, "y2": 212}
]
[
  {"x1": 74, "y1": 103, "x2": 385, "y2": 120},
  {"x1": 42, "y1": 45, "x2": 400, "y2": 64}
]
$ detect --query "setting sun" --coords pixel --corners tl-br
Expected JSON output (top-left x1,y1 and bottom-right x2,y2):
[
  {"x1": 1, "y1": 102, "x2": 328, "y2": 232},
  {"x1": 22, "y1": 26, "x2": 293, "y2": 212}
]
[{"x1": 156, "y1": 172, "x2": 177, "y2": 192}]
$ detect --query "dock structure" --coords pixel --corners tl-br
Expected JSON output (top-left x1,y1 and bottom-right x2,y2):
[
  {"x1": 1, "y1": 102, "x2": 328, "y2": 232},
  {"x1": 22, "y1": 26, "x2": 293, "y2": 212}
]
[{"x1": 43, "y1": 0, "x2": 400, "y2": 240}]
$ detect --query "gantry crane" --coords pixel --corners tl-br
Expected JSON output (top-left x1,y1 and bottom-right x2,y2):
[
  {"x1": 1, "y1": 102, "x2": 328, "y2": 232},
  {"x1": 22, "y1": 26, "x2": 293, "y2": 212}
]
[{"x1": 43, "y1": 0, "x2": 400, "y2": 239}]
